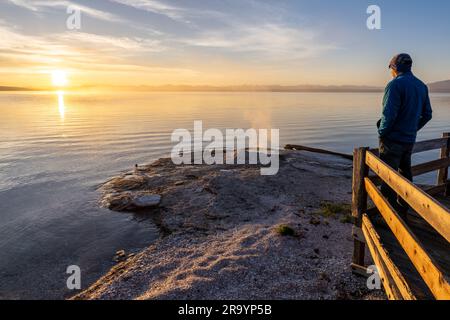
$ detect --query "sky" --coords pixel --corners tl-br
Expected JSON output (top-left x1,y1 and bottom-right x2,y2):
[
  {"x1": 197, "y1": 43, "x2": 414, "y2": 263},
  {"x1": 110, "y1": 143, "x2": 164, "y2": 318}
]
[{"x1": 1, "y1": 0, "x2": 450, "y2": 88}]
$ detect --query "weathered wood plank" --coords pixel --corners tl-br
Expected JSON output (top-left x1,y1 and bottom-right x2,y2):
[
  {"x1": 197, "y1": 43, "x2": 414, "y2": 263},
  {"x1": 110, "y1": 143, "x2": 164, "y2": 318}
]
[
  {"x1": 352, "y1": 226, "x2": 366, "y2": 244},
  {"x1": 365, "y1": 178, "x2": 450, "y2": 299},
  {"x1": 412, "y1": 138, "x2": 449, "y2": 154},
  {"x1": 352, "y1": 239, "x2": 366, "y2": 268},
  {"x1": 370, "y1": 153, "x2": 450, "y2": 183},
  {"x1": 350, "y1": 263, "x2": 370, "y2": 278},
  {"x1": 284, "y1": 144, "x2": 353, "y2": 160},
  {"x1": 362, "y1": 216, "x2": 402, "y2": 300},
  {"x1": 422, "y1": 184, "x2": 446, "y2": 197},
  {"x1": 412, "y1": 158, "x2": 450, "y2": 177},
  {"x1": 373, "y1": 220, "x2": 435, "y2": 299},
  {"x1": 406, "y1": 213, "x2": 450, "y2": 273},
  {"x1": 362, "y1": 214, "x2": 416, "y2": 300},
  {"x1": 353, "y1": 148, "x2": 369, "y2": 223},
  {"x1": 352, "y1": 147, "x2": 369, "y2": 266},
  {"x1": 365, "y1": 151, "x2": 450, "y2": 243},
  {"x1": 373, "y1": 167, "x2": 448, "y2": 185},
  {"x1": 437, "y1": 133, "x2": 450, "y2": 189}
]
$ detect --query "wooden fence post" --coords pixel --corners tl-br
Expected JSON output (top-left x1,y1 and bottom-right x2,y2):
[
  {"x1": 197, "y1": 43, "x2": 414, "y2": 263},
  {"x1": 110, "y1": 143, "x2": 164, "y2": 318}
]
[
  {"x1": 437, "y1": 132, "x2": 450, "y2": 196},
  {"x1": 351, "y1": 147, "x2": 369, "y2": 271}
]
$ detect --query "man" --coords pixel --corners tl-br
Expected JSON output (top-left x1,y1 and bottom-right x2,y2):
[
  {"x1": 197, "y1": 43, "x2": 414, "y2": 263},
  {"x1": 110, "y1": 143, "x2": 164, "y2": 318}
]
[{"x1": 377, "y1": 53, "x2": 433, "y2": 220}]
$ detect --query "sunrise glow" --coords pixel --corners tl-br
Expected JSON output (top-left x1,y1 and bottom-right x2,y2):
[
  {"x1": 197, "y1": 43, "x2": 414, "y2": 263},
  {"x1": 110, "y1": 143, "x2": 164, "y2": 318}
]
[{"x1": 51, "y1": 70, "x2": 68, "y2": 88}]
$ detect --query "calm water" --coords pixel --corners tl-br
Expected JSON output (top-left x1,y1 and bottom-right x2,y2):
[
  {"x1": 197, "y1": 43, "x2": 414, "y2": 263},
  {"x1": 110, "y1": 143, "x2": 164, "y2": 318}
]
[{"x1": 0, "y1": 91, "x2": 449, "y2": 299}]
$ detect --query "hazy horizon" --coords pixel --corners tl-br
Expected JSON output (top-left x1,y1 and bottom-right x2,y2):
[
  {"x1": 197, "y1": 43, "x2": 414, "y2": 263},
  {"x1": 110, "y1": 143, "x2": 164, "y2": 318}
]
[
  {"x1": 2, "y1": 81, "x2": 450, "y2": 93},
  {"x1": 0, "y1": 83, "x2": 384, "y2": 91}
]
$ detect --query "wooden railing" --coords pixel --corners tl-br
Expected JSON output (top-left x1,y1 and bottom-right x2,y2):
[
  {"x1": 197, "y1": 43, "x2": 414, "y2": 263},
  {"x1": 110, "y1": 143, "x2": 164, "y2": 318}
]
[{"x1": 351, "y1": 133, "x2": 450, "y2": 300}]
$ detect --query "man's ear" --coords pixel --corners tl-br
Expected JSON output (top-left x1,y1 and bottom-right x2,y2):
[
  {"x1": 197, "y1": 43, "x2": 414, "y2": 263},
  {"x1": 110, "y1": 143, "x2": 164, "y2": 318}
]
[{"x1": 390, "y1": 69, "x2": 397, "y2": 78}]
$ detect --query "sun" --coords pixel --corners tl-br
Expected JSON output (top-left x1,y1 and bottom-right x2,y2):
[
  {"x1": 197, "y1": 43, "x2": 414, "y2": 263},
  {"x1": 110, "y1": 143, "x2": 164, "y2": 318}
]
[{"x1": 51, "y1": 70, "x2": 68, "y2": 87}]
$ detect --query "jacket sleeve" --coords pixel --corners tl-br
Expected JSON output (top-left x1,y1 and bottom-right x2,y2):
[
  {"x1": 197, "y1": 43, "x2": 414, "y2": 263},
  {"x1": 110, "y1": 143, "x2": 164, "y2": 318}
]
[
  {"x1": 378, "y1": 81, "x2": 401, "y2": 138},
  {"x1": 418, "y1": 86, "x2": 433, "y2": 130}
]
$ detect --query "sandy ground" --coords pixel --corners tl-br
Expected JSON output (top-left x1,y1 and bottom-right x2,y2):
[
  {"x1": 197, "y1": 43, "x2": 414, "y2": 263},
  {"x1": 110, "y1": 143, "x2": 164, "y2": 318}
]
[{"x1": 74, "y1": 150, "x2": 385, "y2": 300}]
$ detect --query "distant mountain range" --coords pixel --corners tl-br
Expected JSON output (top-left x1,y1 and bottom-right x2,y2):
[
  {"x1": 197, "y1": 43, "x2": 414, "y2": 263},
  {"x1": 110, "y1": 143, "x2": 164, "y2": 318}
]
[
  {"x1": 87, "y1": 84, "x2": 384, "y2": 93},
  {"x1": 0, "y1": 84, "x2": 384, "y2": 92},
  {"x1": 2, "y1": 80, "x2": 450, "y2": 93},
  {"x1": 428, "y1": 80, "x2": 450, "y2": 93},
  {"x1": 0, "y1": 86, "x2": 34, "y2": 91}
]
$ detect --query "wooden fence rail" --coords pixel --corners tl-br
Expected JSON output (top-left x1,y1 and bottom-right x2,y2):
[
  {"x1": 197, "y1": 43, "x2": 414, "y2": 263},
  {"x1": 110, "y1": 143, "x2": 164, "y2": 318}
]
[{"x1": 351, "y1": 132, "x2": 450, "y2": 300}]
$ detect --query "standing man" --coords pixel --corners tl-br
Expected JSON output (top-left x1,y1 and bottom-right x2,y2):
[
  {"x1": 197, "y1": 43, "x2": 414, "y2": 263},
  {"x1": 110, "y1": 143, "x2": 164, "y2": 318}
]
[{"x1": 378, "y1": 53, "x2": 433, "y2": 220}]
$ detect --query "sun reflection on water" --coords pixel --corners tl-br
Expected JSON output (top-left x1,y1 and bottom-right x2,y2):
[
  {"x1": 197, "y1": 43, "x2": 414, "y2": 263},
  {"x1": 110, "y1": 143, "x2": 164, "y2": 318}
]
[{"x1": 57, "y1": 90, "x2": 65, "y2": 120}]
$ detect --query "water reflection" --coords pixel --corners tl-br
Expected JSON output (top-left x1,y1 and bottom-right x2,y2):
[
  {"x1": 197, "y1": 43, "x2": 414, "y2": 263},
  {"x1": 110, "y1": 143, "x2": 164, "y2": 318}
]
[
  {"x1": 0, "y1": 92, "x2": 449, "y2": 299},
  {"x1": 57, "y1": 90, "x2": 65, "y2": 120}
]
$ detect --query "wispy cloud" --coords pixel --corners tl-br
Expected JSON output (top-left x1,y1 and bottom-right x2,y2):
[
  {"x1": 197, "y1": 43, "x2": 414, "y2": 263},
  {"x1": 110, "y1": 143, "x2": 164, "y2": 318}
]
[
  {"x1": 0, "y1": 21, "x2": 167, "y2": 76},
  {"x1": 109, "y1": 0, "x2": 187, "y2": 21},
  {"x1": 109, "y1": 0, "x2": 229, "y2": 23},
  {"x1": 107, "y1": 1, "x2": 335, "y2": 61},
  {"x1": 179, "y1": 23, "x2": 335, "y2": 61},
  {"x1": 7, "y1": 0, "x2": 38, "y2": 11},
  {"x1": 55, "y1": 32, "x2": 165, "y2": 53}
]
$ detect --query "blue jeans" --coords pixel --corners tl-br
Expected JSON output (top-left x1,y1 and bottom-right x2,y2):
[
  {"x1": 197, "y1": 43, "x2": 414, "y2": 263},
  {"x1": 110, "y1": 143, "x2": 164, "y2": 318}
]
[{"x1": 379, "y1": 138, "x2": 414, "y2": 216}]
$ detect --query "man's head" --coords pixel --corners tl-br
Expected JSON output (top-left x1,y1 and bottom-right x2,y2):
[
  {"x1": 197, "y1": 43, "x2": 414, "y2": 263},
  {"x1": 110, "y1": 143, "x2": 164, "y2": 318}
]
[{"x1": 389, "y1": 53, "x2": 413, "y2": 78}]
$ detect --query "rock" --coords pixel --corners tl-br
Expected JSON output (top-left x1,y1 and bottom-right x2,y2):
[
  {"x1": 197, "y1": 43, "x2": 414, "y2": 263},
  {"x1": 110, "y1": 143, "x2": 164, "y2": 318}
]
[
  {"x1": 309, "y1": 217, "x2": 321, "y2": 226},
  {"x1": 101, "y1": 192, "x2": 133, "y2": 211},
  {"x1": 113, "y1": 250, "x2": 127, "y2": 262},
  {"x1": 175, "y1": 181, "x2": 184, "y2": 186},
  {"x1": 103, "y1": 175, "x2": 146, "y2": 191},
  {"x1": 116, "y1": 250, "x2": 126, "y2": 257},
  {"x1": 101, "y1": 191, "x2": 161, "y2": 211},
  {"x1": 131, "y1": 194, "x2": 161, "y2": 208}
]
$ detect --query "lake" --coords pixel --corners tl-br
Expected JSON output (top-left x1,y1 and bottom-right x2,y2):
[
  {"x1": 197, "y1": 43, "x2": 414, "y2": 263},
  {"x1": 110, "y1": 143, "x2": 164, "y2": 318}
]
[{"x1": 0, "y1": 91, "x2": 449, "y2": 299}]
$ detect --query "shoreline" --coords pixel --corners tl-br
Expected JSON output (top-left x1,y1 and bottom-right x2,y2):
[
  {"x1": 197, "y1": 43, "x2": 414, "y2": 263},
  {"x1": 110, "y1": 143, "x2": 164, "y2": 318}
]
[{"x1": 74, "y1": 149, "x2": 384, "y2": 300}]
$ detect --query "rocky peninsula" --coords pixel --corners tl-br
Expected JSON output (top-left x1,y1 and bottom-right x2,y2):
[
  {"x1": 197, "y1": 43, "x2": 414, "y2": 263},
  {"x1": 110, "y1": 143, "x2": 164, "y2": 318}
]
[{"x1": 74, "y1": 149, "x2": 384, "y2": 300}]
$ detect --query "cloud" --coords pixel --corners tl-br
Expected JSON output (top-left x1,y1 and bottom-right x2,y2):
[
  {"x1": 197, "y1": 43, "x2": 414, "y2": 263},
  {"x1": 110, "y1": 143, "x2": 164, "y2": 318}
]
[
  {"x1": 0, "y1": 22, "x2": 167, "y2": 77},
  {"x1": 108, "y1": 0, "x2": 187, "y2": 21},
  {"x1": 108, "y1": 1, "x2": 336, "y2": 61},
  {"x1": 7, "y1": 0, "x2": 39, "y2": 11},
  {"x1": 0, "y1": 23, "x2": 162, "y2": 54},
  {"x1": 5, "y1": 0, "x2": 335, "y2": 62},
  {"x1": 178, "y1": 23, "x2": 336, "y2": 61},
  {"x1": 108, "y1": 0, "x2": 228, "y2": 23},
  {"x1": 1, "y1": 0, "x2": 340, "y2": 85},
  {"x1": 55, "y1": 32, "x2": 165, "y2": 53}
]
